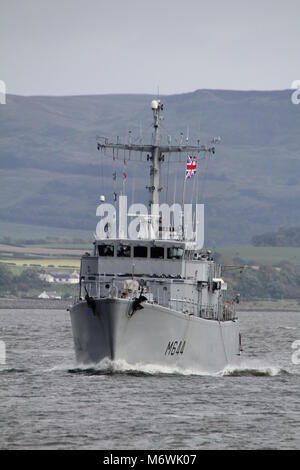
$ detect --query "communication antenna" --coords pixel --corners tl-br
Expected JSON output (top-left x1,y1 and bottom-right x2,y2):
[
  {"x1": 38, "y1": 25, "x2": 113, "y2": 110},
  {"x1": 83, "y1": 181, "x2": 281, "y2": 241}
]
[
  {"x1": 97, "y1": 100, "x2": 217, "y2": 241},
  {"x1": 186, "y1": 126, "x2": 189, "y2": 143}
]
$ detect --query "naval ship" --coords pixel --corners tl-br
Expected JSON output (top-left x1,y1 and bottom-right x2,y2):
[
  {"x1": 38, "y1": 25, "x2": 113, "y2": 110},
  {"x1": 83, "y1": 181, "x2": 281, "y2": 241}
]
[{"x1": 69, "y1": 100, "x2": 241, "y2": 373}]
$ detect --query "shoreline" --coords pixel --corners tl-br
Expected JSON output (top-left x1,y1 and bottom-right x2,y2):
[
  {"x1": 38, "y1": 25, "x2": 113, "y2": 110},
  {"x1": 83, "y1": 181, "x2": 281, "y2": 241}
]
[
  {"x1": 238, "y1": 308, "x2": 300, "y2": 313},
  {"x1": 0, "y1": 298, "x2": 71, "y2": 309},
  {"x1": 238, "y1": 299, "x2": 300, "y2": 312},
  {"x1": 0, "y1": 297, "x2": 300, "y2": 312}
]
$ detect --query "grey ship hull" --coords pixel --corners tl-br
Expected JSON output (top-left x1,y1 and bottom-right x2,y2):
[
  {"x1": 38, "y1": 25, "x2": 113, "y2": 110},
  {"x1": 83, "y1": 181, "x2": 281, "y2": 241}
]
[{"x1": 69, "y1": 299, "x2": 240, "y2": 373}]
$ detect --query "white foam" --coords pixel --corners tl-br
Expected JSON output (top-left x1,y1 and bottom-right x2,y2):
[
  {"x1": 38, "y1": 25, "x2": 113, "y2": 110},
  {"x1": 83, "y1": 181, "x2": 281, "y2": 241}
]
[
  {"x1": 111, "y1": 359, "x2": 214, "y2": 376},
  {"x1": 46, "y1": 358, "x2": 283, "y2": 377},
  {"x1": 220, "y1": 360, "x2": 282, "y2": 377},
  {"x1": 46, "y1": 358, "x2": 218, "y2": 376}
]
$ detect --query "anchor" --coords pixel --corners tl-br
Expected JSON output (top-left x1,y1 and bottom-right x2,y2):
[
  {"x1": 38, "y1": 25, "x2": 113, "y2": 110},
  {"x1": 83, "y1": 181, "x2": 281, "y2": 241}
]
[{"x1": 84, "y1": 286, "x2": 96, "y2": 314}]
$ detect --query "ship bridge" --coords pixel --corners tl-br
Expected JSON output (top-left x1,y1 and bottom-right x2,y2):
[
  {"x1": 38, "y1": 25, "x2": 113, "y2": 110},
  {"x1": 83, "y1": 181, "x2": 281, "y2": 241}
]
[
  {"x1": 80, "y1": 238, "x2": 215, "y2": 281},
  {"x1": 77, "y1": 238, "x2": 232, "y2": 321}
]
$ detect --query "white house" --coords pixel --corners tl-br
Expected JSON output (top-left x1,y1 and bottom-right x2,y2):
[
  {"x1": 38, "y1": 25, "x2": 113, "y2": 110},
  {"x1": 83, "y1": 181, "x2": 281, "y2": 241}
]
[
  {"x1": 68, "y1": 270, "x2": 79, "y2": 284},
  {"x1": 38, "y1": 291, "x2": 61, "y2": 300},
  {"x1": 39, "y1": 273, "x2": 55, "y2": 283},
  {"x1": 38, "y1": 291, "x2": 49, "y2": 299},
  {"x1": 39, "y1": 270, "x2": 79, "y2": 285}
]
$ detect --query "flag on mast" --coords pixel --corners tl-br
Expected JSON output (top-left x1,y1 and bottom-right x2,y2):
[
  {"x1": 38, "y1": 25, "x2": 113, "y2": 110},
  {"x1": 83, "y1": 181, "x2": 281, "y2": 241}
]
[
  {"x1": 122, "y1": 153, "x2": 127, "y2": 196},
  {"x1": 185, "y1": 155, "x2": 197, "y2": 179},
  {"x1": 122, "y1": 154, "x2": 127, "y2": 181}
]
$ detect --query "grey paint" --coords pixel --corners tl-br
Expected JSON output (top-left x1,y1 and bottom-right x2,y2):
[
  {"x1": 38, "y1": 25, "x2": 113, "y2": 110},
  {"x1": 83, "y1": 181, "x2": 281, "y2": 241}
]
[{"x1": 70, "y1": 298, "x2": 240, "y2": 373}]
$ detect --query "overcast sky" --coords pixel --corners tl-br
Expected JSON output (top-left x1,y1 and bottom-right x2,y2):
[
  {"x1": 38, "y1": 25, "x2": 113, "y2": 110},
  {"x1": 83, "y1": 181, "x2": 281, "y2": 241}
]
[{"x1": 0, "y1": 0, "x2": 299, "y2": 96}]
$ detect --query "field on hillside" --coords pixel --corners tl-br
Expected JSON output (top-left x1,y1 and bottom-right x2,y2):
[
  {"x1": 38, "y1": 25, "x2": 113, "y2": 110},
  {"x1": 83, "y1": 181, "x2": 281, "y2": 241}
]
[
  {"x1": 216, "y1": 246, "x2": 300, "y2": 266},
  {"x1": 2, "y1": 245, "x2": 300, "y2": 269},
  {"x1": 0, "y1": 258, "x2": 80, "y2": 269},
  {"x1": 0, "y1": 221, "x2": 91, "y2": 244}
]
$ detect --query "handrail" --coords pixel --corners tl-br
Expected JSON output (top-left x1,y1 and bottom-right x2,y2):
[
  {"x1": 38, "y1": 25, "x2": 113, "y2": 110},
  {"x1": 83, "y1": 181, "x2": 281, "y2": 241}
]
[{"x1": 76, "y1": 279, "x2": 236, "y2": 321}]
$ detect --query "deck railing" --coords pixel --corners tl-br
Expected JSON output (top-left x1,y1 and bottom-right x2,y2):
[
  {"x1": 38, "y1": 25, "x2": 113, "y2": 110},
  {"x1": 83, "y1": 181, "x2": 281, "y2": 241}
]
[{"x1": 75, "y1": 278, "x2": 236, "y2": 321}]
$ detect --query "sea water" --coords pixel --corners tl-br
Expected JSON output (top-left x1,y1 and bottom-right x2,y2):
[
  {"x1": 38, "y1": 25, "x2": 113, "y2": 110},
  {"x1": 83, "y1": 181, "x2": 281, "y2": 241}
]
[{"x1": 0, "y1": 309, "x2": 299, "y2": 449}]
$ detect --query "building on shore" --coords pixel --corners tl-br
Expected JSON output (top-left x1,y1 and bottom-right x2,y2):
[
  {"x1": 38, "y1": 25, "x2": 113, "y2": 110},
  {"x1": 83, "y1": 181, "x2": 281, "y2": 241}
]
[
  {"x1": 39, "y1": 270, "x2": 79, "y2": 285},
  {"x1": 38, "y1": 291, "x2": 62, "y2": 300}
]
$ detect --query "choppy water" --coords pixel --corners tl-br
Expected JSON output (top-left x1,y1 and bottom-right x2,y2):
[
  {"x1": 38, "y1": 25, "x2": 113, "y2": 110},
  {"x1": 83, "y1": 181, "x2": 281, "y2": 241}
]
[{"x1": 0, "y1": 308, "x2": 300, "y2": 449}]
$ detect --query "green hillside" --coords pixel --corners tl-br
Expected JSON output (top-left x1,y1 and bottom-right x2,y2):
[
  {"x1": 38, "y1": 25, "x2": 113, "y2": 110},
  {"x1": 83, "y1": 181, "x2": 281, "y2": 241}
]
[
  {"x1": 252, "y1": 226, "x2": 300, "y2": 247},
  {"x1": 216, "y1": 246, "x2": 300, "y2": 267},
  {"x1": 0, "y1": 90, "x2": 299, "y2": 245}
]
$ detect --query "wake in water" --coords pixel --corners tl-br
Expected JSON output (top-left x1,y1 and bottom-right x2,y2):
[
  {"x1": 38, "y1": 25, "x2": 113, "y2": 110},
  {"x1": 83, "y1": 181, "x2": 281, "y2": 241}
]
[
  {"x1": 0, "y1": 366, "x2": 28, "y2": 374},
  {"x1": 48, "y1": 359, "x2": 213, "y2": 377},
  {"x1": 220, "y1": 361, "x2": 285, "y2": 377},
  {"x1": 46, "y1": 357, "x2": 287, "y2": 378}
]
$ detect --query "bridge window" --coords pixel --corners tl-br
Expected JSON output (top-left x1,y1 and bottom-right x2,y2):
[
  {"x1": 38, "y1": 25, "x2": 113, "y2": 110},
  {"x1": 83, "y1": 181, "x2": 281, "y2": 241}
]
[
  {"x1": 117, "y1": 244, "x2": 131, "y2": 258},
  {"x1": 134, "y1": 246, "x2": 148, "y2": 258},
  {"x1": 167, "y1": 247, "x2": 184, "y2": 260},
  {"x1": 150, "y1": 247, "x2": 164, "y2": 259},
  {"x1": 98, "y1": 244, "x2": 114, "y2": 257}
]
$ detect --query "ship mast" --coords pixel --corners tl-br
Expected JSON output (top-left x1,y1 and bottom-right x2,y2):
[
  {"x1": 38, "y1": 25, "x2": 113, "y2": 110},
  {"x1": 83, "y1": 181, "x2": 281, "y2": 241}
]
[
  {"x1": 151, "y1": 99, "x2": 161, "y2": 208},
  {"x1": 96, "y1": 100, "x2": 216, "y2": 235}
]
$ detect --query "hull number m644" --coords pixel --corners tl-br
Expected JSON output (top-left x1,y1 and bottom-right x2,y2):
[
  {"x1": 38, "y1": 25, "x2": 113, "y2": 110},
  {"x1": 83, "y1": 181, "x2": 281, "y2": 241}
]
[{"x1": 165, "y1": 340, "x2": 186, "y2": 356}]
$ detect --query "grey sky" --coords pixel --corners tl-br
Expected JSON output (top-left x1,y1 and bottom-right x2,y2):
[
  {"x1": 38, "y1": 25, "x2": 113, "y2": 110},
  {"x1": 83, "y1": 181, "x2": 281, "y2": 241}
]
[{"x1": 0, "y1": 0, "x2": 299, "y2": 95}]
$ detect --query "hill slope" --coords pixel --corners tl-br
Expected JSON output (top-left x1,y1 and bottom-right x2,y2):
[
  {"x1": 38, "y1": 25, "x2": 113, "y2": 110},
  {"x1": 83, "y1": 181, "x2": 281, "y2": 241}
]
[
  {"x1": 253, "y1": 226, "x2": 300, "y2": 247},
  {"x1": 0, "y1": 90, "x2": 299, "y2": 245}
]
